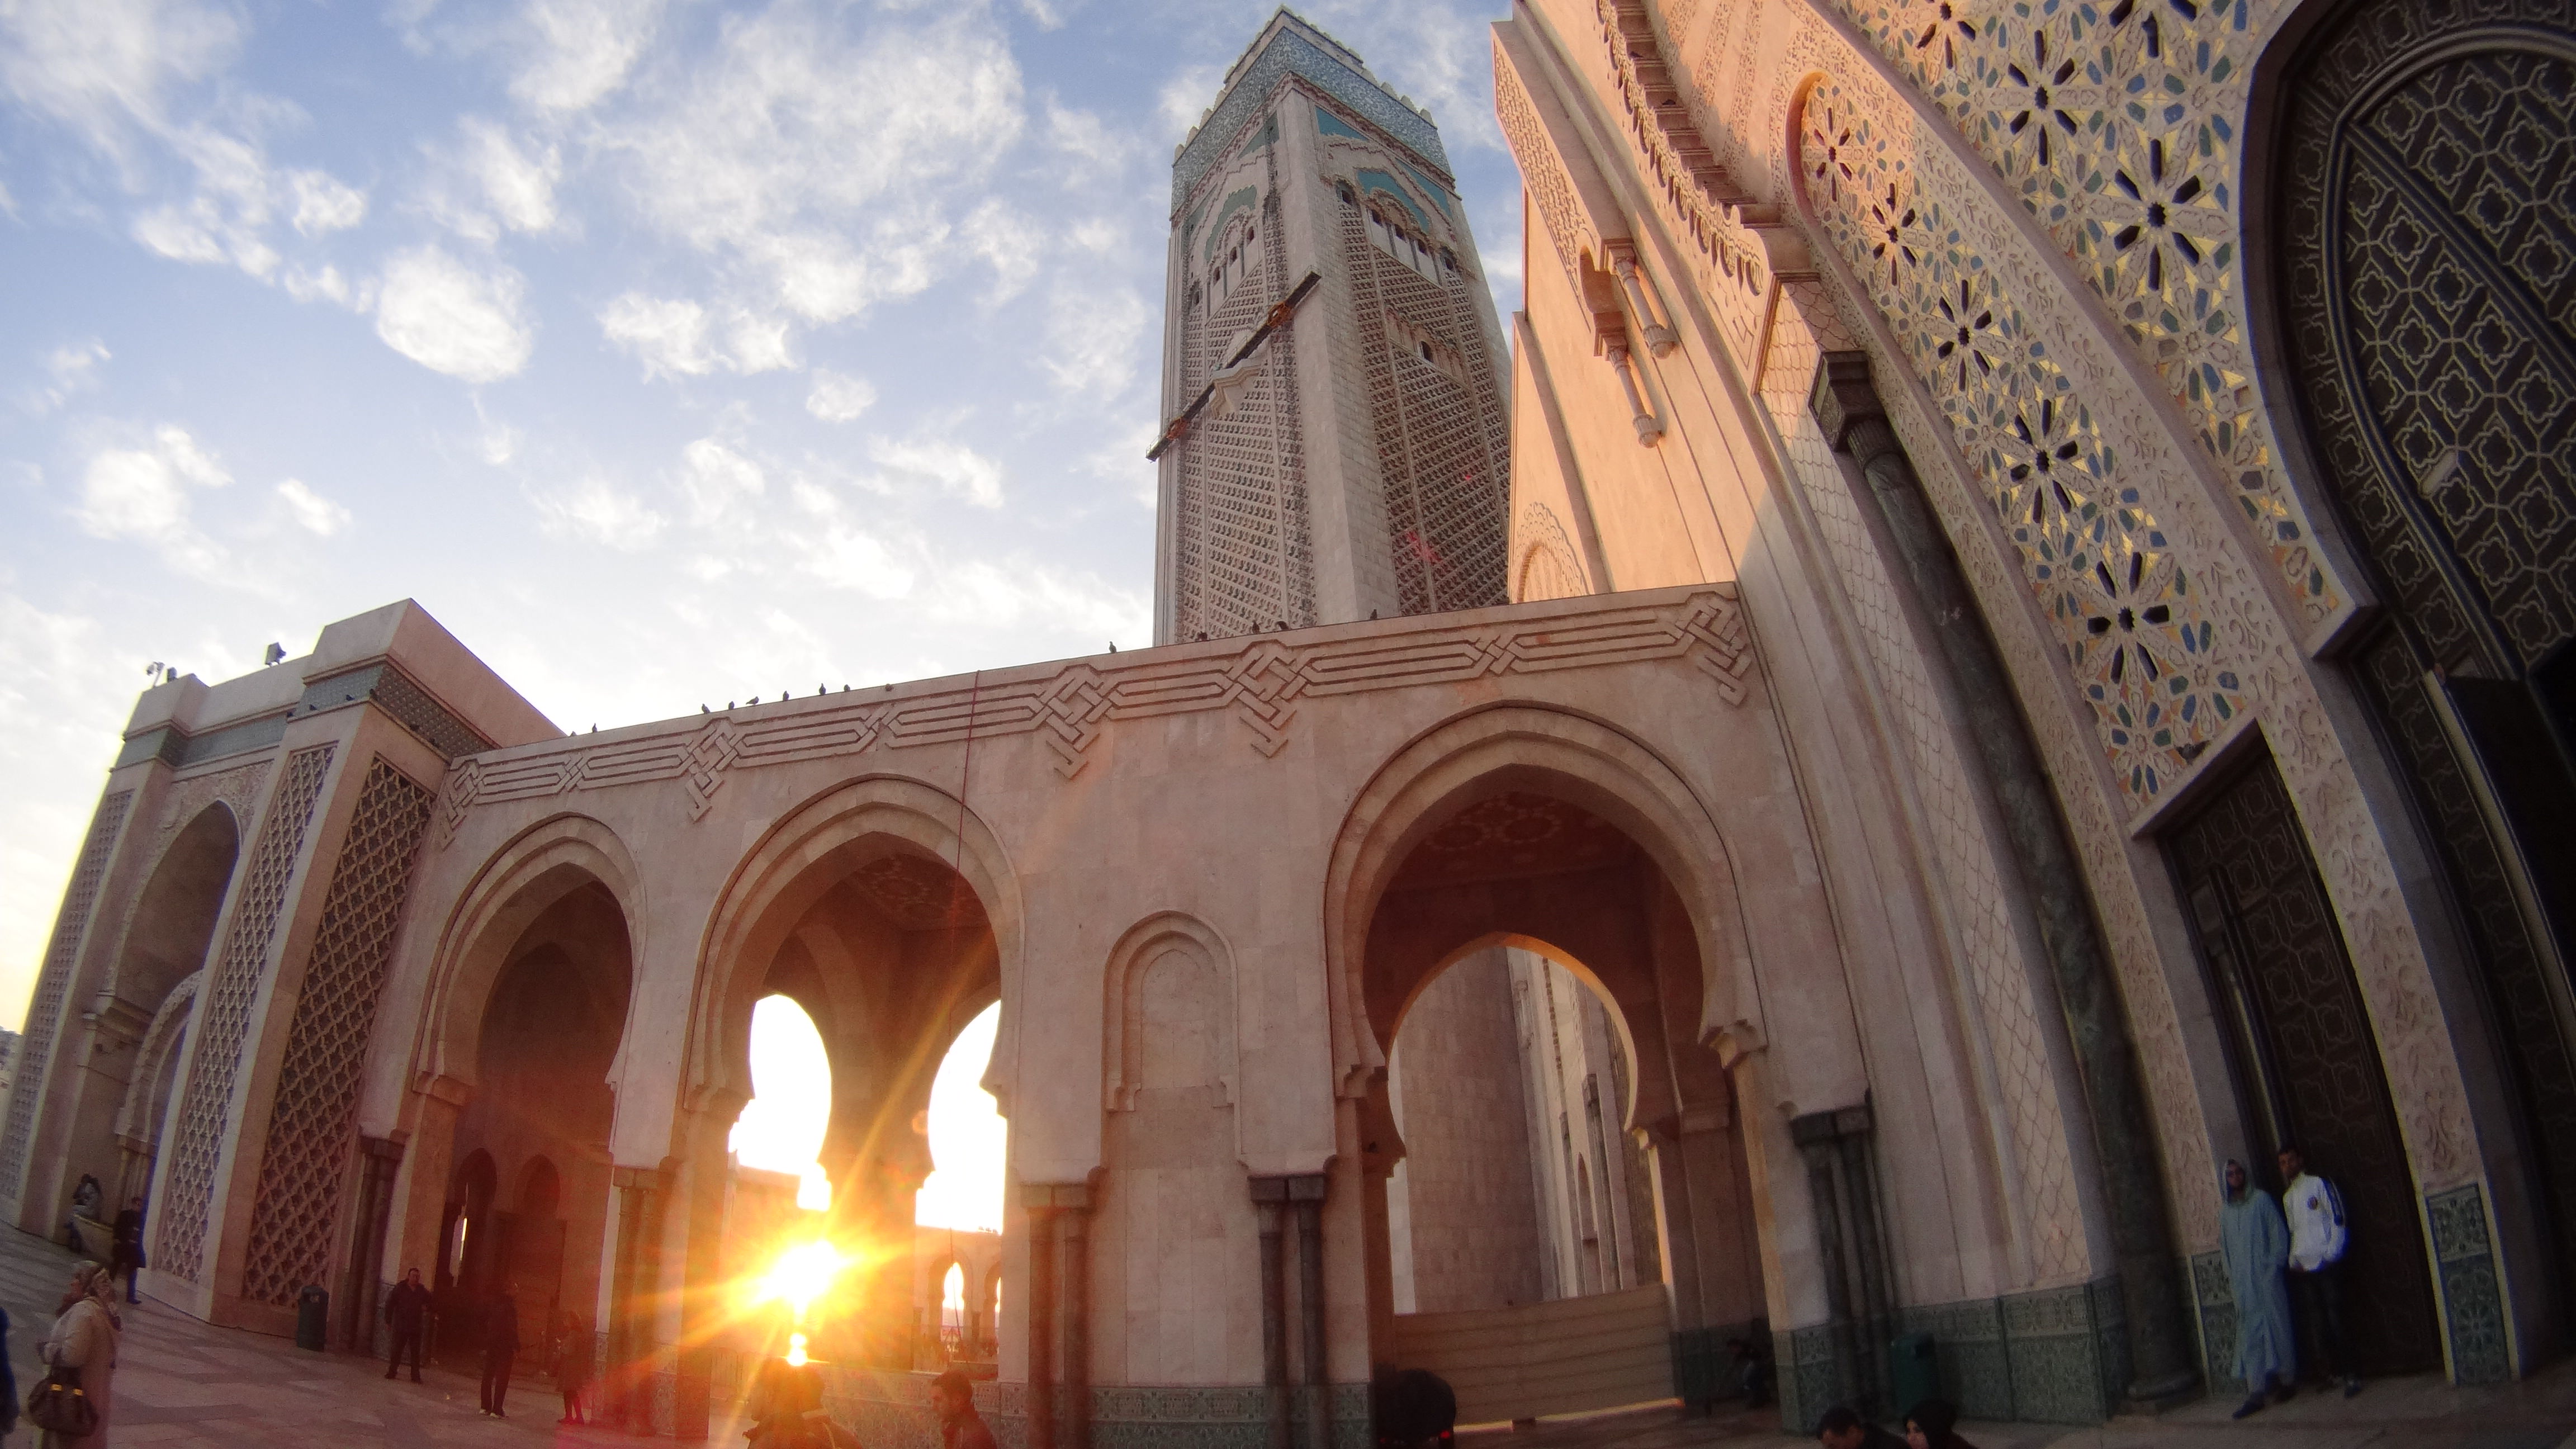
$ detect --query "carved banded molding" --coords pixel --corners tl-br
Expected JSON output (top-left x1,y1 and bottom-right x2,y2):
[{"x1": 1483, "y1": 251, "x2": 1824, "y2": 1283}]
[{"x1": 438, "y1": 589, "x2": 1755, "y2": 843}]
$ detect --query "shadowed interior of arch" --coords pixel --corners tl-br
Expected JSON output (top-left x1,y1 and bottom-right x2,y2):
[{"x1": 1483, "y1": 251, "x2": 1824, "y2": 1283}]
[{"x1": 1361, "y1": 786, "x2": 1765, "y2": 1427}]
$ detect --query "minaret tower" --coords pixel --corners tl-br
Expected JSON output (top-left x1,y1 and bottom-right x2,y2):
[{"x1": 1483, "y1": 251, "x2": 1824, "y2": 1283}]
[{"x1": 1151, "y1": 10, "x2": 1512, "y2": 644}]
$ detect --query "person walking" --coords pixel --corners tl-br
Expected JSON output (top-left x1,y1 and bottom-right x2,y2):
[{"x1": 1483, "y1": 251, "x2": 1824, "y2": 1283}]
[
  {"x1": 2220, "y1": 1157, "x2": 2296, "y2": 1418},
  {"x1": 0, "y1": 1300, "x2": 21, "y2": 1444},
  {"x1": 2279, "y1": 1144, "x2": 2360, "y2": 1398},
  {"x1": 382, "y1": 1268, "x2": 430, "y2": 1381},
  {"x1": 36, "y1": 1261, "x2": 121, "y2": 1448},
  {"x1": 480, "y1": 1287, "x2": 520, "y2": 1418},
  {"x1": 109, "y1": 1199, "x2": 144, "y2": 1304},
  {"x1": 553, "y1": 1310, "x2": 591, "y2": 1426}
]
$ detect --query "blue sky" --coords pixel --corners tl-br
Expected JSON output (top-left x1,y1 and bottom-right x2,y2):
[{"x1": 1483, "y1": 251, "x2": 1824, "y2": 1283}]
[{"x1": 0, "y1": 0, "x2": 1527, "y2": 1020}]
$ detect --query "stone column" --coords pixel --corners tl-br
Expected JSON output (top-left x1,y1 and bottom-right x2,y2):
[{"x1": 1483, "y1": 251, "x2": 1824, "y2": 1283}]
[
  {"x1": 1026, "y1": 1197, "x2": 1059, "y2": 1449},
  {"x1": 1290, "y1": 1173, "x2": 1328, "y2": 1449},
  {"x1": 608, "y1": 1163, "x2": 669, "y2": 1433},
  {"x1": 1249, "y1": 1178, "x2": 1292, "y2": 1449},
  {"x1": 674, "y1": 1093, "x2": 745, "y2": 1441},
  {"x1": 1058, "y1": 1186, "x2": 1092, "y2": 1449},
  {"x1": 340, "y1": 1135, "x2": 404, "y2": 1353},
  {"x1": 1791, "y1": 1104, "x2": 1893, "y2": 1417},
  {"x1": 1810, "y1": 352, "x2": 2198, "y2": 1405}
]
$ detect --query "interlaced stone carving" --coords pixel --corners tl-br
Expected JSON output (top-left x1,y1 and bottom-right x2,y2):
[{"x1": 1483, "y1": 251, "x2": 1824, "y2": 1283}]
[
  {"x1": 154, "y1": 745, "x2": 334, "y2": 1282},
  {"x1": 1796, "y1": 73, "x2": 2245, "y2": 803},
  {"x1": 1514, "y1": 501, "x2": 1590, "y2": 602},
  {"x1": 155, "y1": 762, "x2": 269, "y2": 835},
  {"x1": 239, "y1": 756, "x2": 435, "y2": 1305},
  {"x1": 0, "y1": 790, "x2": 134, "y2": 1197},
  {"x1": 436, "y1": 589, "x2": 1758, "y2": 831}
]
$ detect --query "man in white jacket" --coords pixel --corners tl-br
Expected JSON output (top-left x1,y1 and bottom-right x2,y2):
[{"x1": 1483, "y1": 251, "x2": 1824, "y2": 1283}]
[{"x1": 2278, "y1": 1144, "x2": 2360, "y2": 1398}]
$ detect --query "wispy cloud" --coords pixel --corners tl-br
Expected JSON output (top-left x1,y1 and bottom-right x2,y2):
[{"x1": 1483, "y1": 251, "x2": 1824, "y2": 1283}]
[
  {"x1": 373, "y1": 245, "x2": 534, "y2": 383},
  {"x1": 74, "y1": 423, "x2": 234, "y2": 580}
]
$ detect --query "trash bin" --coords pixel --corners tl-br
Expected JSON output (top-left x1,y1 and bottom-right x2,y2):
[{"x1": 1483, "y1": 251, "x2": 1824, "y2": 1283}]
[
  {"x1": 1888, "y1": 1331, "x2": 1938, "y2": 1422},
  {"x1": 296, "y1": 1285, "x2": 328, "y2": 1351}
]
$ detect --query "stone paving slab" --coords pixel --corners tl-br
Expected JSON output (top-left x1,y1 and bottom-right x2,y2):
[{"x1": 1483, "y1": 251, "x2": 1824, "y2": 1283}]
[{"x1": 0, "y1": 1217, "x2": 2569, "y2": 1447}]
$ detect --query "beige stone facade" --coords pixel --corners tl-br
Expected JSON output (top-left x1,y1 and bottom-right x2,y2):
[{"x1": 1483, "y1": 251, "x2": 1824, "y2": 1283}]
[{"x1": 6, "y1": 0, "x2": 2572, "y2": 1441}]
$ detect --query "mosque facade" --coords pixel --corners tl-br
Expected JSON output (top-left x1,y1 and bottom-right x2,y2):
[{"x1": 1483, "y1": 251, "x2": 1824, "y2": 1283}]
[{"x1": 6, "y1": 0, "x2": 2573, "y2": 1441}]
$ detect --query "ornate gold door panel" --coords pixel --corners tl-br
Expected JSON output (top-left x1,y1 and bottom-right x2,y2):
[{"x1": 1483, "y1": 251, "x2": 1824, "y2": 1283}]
[
  {"x1": 2275, "y1": 0, "x2": 2576, "y2": 1305},
  {"x1": 2169, "y1": 754, "x2": 2442, "y2": 1374}
]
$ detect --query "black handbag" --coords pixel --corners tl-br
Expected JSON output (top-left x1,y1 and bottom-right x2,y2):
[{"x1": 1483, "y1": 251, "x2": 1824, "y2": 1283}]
[{"x1": 27, "y1": 1363, "x2": 96, "y2": 1437}]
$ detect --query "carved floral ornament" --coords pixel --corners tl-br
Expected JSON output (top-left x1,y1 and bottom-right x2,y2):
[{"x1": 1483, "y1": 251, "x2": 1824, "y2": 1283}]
[
  {"x1": 437, "y1": 591, "x2": 1756, "y2": 845},
  {"x1": 1821, "y1": 0, "x2": 2347, "y2": 625}
]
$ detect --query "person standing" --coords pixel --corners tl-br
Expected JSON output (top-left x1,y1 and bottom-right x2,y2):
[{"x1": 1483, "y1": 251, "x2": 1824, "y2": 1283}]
[
  {"x1": 63, "y1": 1176, "x2": 100, "y2": 1246},
  {"x1": 1813, "y1": 1405, "x2": 1905, "y2": 1448},
  {"x1": 36, "y1": 1262, "x2": 121, "y2": 1448},
  {"x1": 2279, "y1": 1144, "x2": 2360, "y2": 1398},
  {"x1": 382, "y1": 1268, "x2": 430, "y2": 1381},
  {"x1": 553, "y1": 1310, "x2": 591, "y2": 1426},
  {"x1": 480, "y1": 1287, "x2": 520, "y2": 1418},
  {"x1": 110, "y1": 1199, "x2": 144, "y2": 1305},
  {"x1": 1903, "y1": 1399, "x2": 1979, "y2": 1449},
  {"x1": 2220, "y1": 1158, "x2": 2296, "y2": 1418},
  {"x1": 931, "y1": 1368, "x2": 996, "y2": 1449}
]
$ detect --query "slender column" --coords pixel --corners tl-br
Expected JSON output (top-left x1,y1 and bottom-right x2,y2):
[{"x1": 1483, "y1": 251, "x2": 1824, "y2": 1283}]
[
  {"x1": 1606, "y1": 242, "x2": 1679, "y2": 356},
  {"x1": 609, "y1": 1164, "x2": 669, "y2": 1433},
  {"x1": 1250, "y1": 1179, "x2": 1291, "y2": 1449},
  {"x1": 340, "y1": 1136, "x2": 404, "y2": 1352},
  {"x1": 1604, "y1": 342, "x2": 1663, "y2": 446},
  {"x1": 1810, "y1": 351, "x2": 2198, "y2": 1404},
  {"x1": 1791, "y1": 1105, "x2": 1885, "y2": 1416},
  {"x1": 1290, "y1": 1174, "x2": 1328, "y2": 1449},
  {"x1": 1058, "y1": 1187, "x2": 1092, "y2": 1449},
  {"x1": 1027, "y1": 1199, "x2": 1059, "y2": 1449}
]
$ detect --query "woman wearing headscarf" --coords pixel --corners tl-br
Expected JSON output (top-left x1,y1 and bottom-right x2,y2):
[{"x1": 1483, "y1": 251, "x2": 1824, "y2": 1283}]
[
  {"x1": 2220, "y1": 1157, "x2": 2295, "y2": 1418},
  {"x1": 1902, "y1": 1398, "x2": 1977, "y2": 1448},
  {"x1": 36, "y1": 1261, "x2": 121, "y2": 1447}
]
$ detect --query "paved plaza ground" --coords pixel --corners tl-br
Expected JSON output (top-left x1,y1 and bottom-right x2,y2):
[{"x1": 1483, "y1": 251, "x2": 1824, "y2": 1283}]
[{"x1": 0, "y1": 1219, "x2": 2568, "y2": 1447}]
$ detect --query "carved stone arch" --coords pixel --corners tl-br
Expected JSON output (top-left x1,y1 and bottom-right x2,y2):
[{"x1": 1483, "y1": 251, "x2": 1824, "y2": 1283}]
[
  {"x1": 1388, "y1": 930, "x2": 1656, "y2": 1132},
  {"x1": 1514, "y1": 501, "x2": 1591, "y2": 602},
  {"x1": 1101, "y1": 912, "x2": 1240, "y2": 1112},
  {"x1": 412, "y1": 813, "x2": 647, "y2": 1094},
  {"x1": 96, "y1": 799, "x2": 242, "y2": 1028},
  {"x1": 1321, "y1": 703, "x2": 1772, "y2": 1102},
  {"x1": 689, "y1": 774, "x2": 1024, "y2": 1116},
  {"x1": 113, "y1": 969, "x2": 201, "y2": 1144}
]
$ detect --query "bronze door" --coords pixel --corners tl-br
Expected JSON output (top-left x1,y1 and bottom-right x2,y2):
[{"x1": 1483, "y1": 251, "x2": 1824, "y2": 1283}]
[{"x1": 2169, "y1": 752, "x2": 2441, "y2": 1374}]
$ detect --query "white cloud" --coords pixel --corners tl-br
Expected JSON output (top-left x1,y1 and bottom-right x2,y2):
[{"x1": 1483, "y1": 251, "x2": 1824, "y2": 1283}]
[
  {"x1": 286, "y1": 168, "x2": 366, "y2": 235},
  {"x1": 678, "y1": 437, "x2": 764, "y2": 525},
  {"x1": 281, "y1": 263, "x2": 353, "y2": 306},
  {"x1": 512, "y1": 0, "x2": 666, "y2": 113},
  {"x1": 598, "y1": 292, "x2": 794, "y2": 379},
  {"x1": 1157, "y1": 63, "x2": 1222, "y2": 141},
  {"x1": 427, "y1": 116, "x2": 561, "y2": 241},
  {"x1": 597, "y1": 3, "x2": 1022, "y2": 327},
  {"x1": 599, "y1": 292, "x2": 714, "y2": 377},
  {"x1": 533, "y1": 473, "x2": 665, "y2": 548},
  {"x1": 867, "y1": 434, "x2": 1003, "y2": 509},
  {"x1": 804, "y1": 368, "x2": 875, "y2": 423},
  {"x1": 372, "y1": 245, "x2": 533, "y2": 383},
  {"x1": 928, "y1": 558, "x2": 1148, "y2": 640},
  {"x1": 0, "y1": 0, "x2": 242, "y2": 153},
  {"x1": 1043, "y1": 98, "x2": 1131, "y2": 186},
  {"x1": 29, "y1": 340, "x2": 110, "y2": 414},
  {"x1": 960, "y1": 198, "x2": 1041, "y2": 304},
  {"x1": 1041, "y1": 285, "x2": 1147, "y2": 397},
  {"x1": 75, "y1": 423, "x2": 232, "y2": 579},
  {"x1": 274, "y1": 477, "x2": 350, "y2": 535}
]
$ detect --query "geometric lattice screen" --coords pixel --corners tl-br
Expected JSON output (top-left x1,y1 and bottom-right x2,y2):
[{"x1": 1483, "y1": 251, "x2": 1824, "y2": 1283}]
[
  {"x1": 0, "y1": 790, "x2": 134, "y2": 1197},
  {"x1": 240, "y1": 756, "x2": 435, "y2": 1305},
  {"x1": 154, "y1": 745, "x2": 335, "y2": 1283}
]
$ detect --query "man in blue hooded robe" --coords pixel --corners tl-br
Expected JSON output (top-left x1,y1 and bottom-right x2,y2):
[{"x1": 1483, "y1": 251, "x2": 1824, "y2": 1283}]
[{"x1": 2221, "y1": 1157, "x2": 2296, "y2": 1418}]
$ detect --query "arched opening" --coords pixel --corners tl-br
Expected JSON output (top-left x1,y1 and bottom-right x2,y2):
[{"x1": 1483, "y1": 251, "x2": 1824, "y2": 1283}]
[
  {"x1": 713, "y1": 824, "x2": 1003, "y2": 1370},
  {"x1": 79, "y1": 803, "x2": 238, "y2": 1231},
  {"x1": 2259, "y1": 0, "x2": 2576, "y2": 1336},
  {"x1": 910, "y1": 1005, "x2": 1004, "y2": 1369},
  {"x1": 1358, "y1": 785, "x2": 1765, "y2": 1428},
  {"x1": 437, "y1": 878, "x2": 633, "y2": 1367}
]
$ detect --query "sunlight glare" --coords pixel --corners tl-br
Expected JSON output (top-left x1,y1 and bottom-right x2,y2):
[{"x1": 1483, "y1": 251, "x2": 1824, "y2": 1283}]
[
  {"x1": 916, "y1": 1003, "x2": 1005, "y2": 1231},
  {"x1": 731, "y1": 995, "x2": 835, "y2": 1209}
]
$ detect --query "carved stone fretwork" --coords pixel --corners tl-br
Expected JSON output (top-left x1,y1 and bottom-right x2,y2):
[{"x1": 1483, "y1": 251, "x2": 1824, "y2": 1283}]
[
  {"x1": 155, "y1": 744, "x2": 335, "y2": 1282},
  {"x1": 1493, "y1": 21, "x2": 1617, "y2": 290},
  {"x1": 1818, "y1": 0, "x2": 2350, "y2": 626},
  {"x1": 0, "y1": 790, "x2": 134, "y2": 1198},
  {"x1": 156, "y1": 761, "x2": 270, "y2": 836},
  {"x1": 439, "y1": 590, "x2": 1759, "y2": 838},
  {"x1": 1514, "y1": 501, "x2": 1592, "y2": 602}
]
